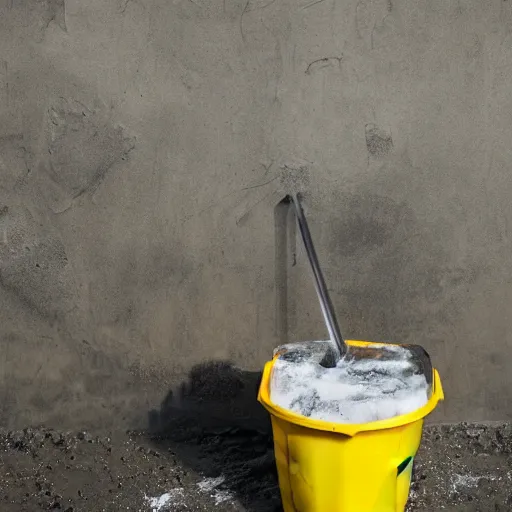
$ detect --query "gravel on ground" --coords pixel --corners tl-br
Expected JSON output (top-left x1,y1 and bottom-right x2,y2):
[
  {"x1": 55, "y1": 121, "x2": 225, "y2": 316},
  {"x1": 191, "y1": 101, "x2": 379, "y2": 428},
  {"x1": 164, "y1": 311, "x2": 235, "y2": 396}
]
[{"x1": 1, "y1": 419, "x2": 511, "y2": 511}]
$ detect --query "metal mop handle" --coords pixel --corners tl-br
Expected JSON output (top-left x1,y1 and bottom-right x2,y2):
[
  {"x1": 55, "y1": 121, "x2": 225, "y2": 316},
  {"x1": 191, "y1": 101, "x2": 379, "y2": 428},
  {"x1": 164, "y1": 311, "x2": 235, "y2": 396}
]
[{"x1": 289, "y1": 193, "x2": 347, "y2": 357}]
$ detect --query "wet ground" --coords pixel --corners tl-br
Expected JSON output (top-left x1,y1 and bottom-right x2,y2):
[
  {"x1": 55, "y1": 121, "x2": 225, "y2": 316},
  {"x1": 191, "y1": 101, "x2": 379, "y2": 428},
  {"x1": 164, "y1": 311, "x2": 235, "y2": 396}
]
[
  {"x1": 1, "y1": 419, "x2": 512, "y2": 511},
  {"x1": 0, "y1": 359, "x2": 508, "y2": 511}
]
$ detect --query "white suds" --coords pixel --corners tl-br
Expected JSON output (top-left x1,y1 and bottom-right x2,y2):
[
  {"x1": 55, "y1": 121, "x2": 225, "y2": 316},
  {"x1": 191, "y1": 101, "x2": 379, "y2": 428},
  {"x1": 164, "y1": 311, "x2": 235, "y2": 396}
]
[
  {"x1": 197, "y1": 476, "x2": 234, "y2": 505},
  {"x1": 145, "y1": 489, "x2": 185, "y2": 511},
  {"x1": 270, "y1": 342, "x2": 429, "y2": 424}
]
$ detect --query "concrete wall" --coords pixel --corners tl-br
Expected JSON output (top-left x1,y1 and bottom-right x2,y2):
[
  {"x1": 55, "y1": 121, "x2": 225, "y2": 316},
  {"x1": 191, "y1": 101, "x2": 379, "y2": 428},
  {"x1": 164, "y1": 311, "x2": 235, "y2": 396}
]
[{"x1": 0, "y1": 0, "x2": 510, "y2": 428}]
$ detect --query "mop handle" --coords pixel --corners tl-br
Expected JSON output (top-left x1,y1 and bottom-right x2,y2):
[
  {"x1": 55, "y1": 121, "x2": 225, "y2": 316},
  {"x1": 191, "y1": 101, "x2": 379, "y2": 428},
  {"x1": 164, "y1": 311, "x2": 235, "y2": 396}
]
[{"x1": 289, "y1": 193, "x2": 346, "y2": 357}]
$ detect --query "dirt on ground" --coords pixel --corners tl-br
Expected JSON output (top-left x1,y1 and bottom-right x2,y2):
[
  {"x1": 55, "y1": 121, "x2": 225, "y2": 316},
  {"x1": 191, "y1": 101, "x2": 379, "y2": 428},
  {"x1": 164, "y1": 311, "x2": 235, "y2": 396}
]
[
  {"x1": 1, "y1": 418, "x2": 512, "y2": 512},
  {"x1": 0, "y1": 360, "x2": 509, "y2": 511}
]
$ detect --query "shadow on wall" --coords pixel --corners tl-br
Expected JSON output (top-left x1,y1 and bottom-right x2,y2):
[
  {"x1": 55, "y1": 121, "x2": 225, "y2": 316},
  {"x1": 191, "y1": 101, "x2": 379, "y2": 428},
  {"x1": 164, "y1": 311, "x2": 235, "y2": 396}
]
[{"x1": 147, "y1": 361, "x2": 283, "y2": 512}]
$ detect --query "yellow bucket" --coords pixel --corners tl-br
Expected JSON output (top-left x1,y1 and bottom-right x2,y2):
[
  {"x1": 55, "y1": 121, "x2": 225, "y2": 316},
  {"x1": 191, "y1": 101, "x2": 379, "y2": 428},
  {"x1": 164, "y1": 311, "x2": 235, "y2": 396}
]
[{"x1": 257, "y1": 340, "x2": 444, "y2": 512}]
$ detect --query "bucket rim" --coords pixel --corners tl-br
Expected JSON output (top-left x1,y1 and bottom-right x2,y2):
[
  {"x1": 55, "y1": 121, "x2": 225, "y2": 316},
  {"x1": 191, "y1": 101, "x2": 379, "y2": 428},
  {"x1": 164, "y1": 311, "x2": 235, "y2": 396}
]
[{"x1": 257, "y1": 339, "x2": 444, "y2": 437}]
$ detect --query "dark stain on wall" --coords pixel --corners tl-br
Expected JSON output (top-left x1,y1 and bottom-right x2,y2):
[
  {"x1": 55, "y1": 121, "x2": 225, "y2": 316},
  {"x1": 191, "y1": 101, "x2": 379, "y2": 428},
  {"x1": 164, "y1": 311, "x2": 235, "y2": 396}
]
[
  {"x1": 326, "y1": 194, "x2": 409, "y2": 257},
  {"x1": 323, "y1": 193, "x2": 481, "y2": 343},
  {"x1": 43, "y1": 98, "x2": 135, "y2": 211},
  {"x1": 0, "y1": 207, "x2": 76, "y2": 320},
  {"x1": 365, "y1": 123, "x2": 393, "y2": 157}
]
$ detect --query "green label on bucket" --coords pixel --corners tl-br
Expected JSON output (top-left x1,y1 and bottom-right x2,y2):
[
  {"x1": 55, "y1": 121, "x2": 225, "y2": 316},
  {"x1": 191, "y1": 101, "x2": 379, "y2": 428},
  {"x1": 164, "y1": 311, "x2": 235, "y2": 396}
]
[{"x1": 397, "y1": 456, "x2": 413, "y2": 476}]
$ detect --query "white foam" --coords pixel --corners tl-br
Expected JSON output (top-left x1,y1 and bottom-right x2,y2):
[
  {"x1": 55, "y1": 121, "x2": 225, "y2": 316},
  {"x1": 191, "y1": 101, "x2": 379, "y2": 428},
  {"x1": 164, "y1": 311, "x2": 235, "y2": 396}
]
[
  {"x1": 197, "y1": 476, "x2": 225, "y2": 493},
  {"x1": 270, "y1": 342, "x2": 429, "y2": 424},
  {"x1": 145, "y1": 489, "x2": 185, "y2": 511},
  {"x1": 197, "y1": 476, "x2": 234, "y2": 505}
]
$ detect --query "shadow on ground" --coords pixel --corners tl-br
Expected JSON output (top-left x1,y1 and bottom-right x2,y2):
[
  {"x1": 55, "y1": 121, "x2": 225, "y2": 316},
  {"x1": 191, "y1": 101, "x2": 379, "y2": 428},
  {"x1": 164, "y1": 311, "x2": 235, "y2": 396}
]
[{"x1": 146, "y1": 361, "x2": 283, "y2": 512}]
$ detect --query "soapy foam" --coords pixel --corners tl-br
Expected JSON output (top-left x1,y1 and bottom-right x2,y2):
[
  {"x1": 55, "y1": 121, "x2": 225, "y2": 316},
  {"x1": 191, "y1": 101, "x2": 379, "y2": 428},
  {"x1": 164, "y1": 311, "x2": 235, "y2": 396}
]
[{"x1": 270, "y1": 342, "x2": 429, "y2": 424}]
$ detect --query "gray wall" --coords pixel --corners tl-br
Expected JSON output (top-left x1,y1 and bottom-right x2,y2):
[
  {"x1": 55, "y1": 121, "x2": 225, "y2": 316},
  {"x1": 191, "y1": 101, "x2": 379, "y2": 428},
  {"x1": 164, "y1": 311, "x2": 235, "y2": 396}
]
[{"x1": 0, "y1": 0, "x2": 509, "y2": 428}]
